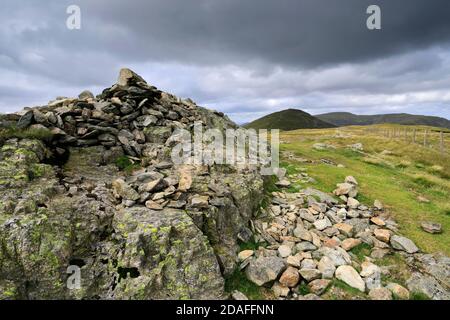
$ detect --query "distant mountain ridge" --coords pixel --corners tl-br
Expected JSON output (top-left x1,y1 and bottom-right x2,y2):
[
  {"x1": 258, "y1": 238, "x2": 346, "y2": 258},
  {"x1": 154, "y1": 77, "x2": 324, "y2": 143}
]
[
  {"x1": 244, "y1": 108, "x2": 335, "y2": 131},
  {"x1": 316, "y1": 112, "x2": 450, "y2": 129}
]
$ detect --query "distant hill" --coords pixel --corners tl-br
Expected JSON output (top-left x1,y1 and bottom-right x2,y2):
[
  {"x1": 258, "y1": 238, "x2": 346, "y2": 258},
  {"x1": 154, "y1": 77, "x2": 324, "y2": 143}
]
[
  {"x1": 316, "y1": 112, "x2": 450, "y2": 129},
  {"x1": 244, "y1": 109, "x2": 336, "y2": 131}
]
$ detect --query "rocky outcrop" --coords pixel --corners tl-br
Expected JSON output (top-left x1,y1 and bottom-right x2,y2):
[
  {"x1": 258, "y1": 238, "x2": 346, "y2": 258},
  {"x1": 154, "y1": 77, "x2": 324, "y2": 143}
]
[{"x1": 0, "y1": 69, "x2": 263, "y2": 299}]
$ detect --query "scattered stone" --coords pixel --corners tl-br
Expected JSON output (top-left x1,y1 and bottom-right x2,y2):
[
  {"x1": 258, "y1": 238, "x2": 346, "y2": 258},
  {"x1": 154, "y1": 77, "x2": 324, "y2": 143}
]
[
  {"x1": 335, "y1": 265, "x2": 365, "y2": 292},
  {"x1": 238, "y1": 250, "x2": 254, "y2": 262},
  {"x1": 417, "y1": 195, "x2": 430, "y2": 203},
  {"x1": 371, "y1": 249, "x2": 389, "y2": 259},
  {"x1": 370, "y1": 217, "x2": 386, "y2": 226},
  {"x1": 145, "y1": 200, "x2": 164, "y2": 210},
  {"x1": 112, "y1": 179, "x2": 140, "y2": 201},
  {"x1": 279, "y1": 266, "x2": 300, "y2": 287},
  {"x1": 17, "y1": 110, "x2": 34, "y2": 129},
  {"x1": 369, "y1": 287, "x2": 392, "y2": 300},
  {"x1": 348, "y1": 143, "x2": 363, "y2": 151},
  {"x1": 318, "y1": 256, "x2": 336, "y2": 279},
  {"x1": 390, "y1": 235, "x2": 419, "y2": 254},
  {"x1": 278, "y1": 245, "x2": 292, "y2": 258},
  {"x1": 341, "y1": 238, "x2": 361, "y2": 251},
  {"x1": 313, "y1": 143, "x2": 335, "y2": 151},
  {"x1": 345, "y1": 176, "x2": 358, "y2": 185},
  {"x1": 421, "y1": 221, "x2": 442, "y2": 234},
  {"x1": 276, "y1": 179, "x2": 291, "y2": 187},
  {"x1": 272, "y1": 282, "x2": 290, "y2": 297},
  {"x1": 360, "y1": 261, "x2": 380, "y2": 278},
  {"x1": 299, "y1": 268, "x2": 321, "y2": 282},
  {"x1": 308, "y1": 279, "x2": 331, "y2": 295},
  {"x1": 334, "y1": 223, "x2": 353, "y2": 237},
  {"x1": 373, "y1": 200, "x2": 383, "y2": 210},
  {"x1": 299, "y1": 209, "x2": 316, "y2": 223},
  {"x1": 245, "y1": 256, "x2": 285, "y2": 286},
  {"x1": 190, "y1": 195, "x2": 209, "y2": 208},
  {"x1": 347, "y1": 197, "x2": 360, "y2": 209},
  {"x1": 334, "y1": 183, "x2": 358, "y2": 198},
  {"x1": 286, "y1": 255, "x2": 302, "y2": 268},
  {"x1": 293, "y1": 226, "x2": 312, "y2": 242},
  {"x1": 313, "y1": 218, "x2": 332, "y2": 231},
  {"x1": 296, "y1": 241, "x2": 317, "y2": 252},
  {"x1": 386, "y1": 283, "x2": 410, "y2": 300},
  {"x1": 374, "y1": 229, "x2": 391, "y2": 243}
]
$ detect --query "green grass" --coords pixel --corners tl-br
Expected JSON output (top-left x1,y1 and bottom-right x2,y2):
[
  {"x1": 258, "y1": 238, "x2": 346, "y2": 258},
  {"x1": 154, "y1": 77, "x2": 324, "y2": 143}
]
[
  {"x1": 115, "y1": 155, "x2": 141, "y2": 174},
  {"x1": 238, "y1": 237, "x2": 266, "y2": 251},
  {"x1": 280, "y1": 125, "x2": 450, "y2": 255},
  {"x1": 376, "y1": 253, "x2": 411, "y2": 287},
  {"x1": 323, "y1": 279, "x2": 367, "y2": 300},
  {"x1": 350, "y1": 243, "x2": 372, "y2": 262},
  {"x1": 224, "y1": 269, "x2": 266, "y2": 300},
  {"x1": 263, "y1": 175, "x2": 280, "y2": 193},
  {"x1": 0, "y1": 127, "x2": 53, "y2": 143},
  {"x1": 297, "y1": 282, "x2": 310, "y2": 295},
  {"x1": 410, "y1": 292, "x2": 431, "y2": 300}
]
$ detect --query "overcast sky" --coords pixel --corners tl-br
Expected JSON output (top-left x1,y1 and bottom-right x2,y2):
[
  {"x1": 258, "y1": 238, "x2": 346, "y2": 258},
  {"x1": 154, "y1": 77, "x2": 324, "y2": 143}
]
[{"x1": 1, "y1": 0, "x2": 450, "y2": 123}]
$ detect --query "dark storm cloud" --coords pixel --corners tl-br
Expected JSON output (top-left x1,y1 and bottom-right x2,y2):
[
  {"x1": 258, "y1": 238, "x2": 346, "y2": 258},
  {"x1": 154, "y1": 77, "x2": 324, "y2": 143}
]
[
  {"x1": 1, "y1": 0, "x2": 450, "y2": 121},
  {"x1": 35, "y1": 0, "x2": 450, "y2": 68}
]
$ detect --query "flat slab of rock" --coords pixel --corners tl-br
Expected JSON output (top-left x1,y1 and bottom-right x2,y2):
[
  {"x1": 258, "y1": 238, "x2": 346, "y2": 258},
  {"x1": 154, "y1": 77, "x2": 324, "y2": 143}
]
[
  {"x1": 335, "y1": 265, "x2": 365, "y2": 292},
  {"x1": 390, "y1": 235, "x2": 419, "y2": 254},
  {"x1": 238, "y1": 250, "x2": 254, "y2": 261},
  {"x1": 421, "y1": 221, "x2": 442, "y2": 234}
]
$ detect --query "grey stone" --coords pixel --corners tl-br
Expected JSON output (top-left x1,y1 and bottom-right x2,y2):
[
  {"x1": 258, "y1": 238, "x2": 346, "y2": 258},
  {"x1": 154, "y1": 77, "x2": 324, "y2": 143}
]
[
  {"x1": 390, "y1": 235, "x2": 419, "y2": 254},
  {"x1": 245, "y1": 256, "x2": 285, "y2": 286}
]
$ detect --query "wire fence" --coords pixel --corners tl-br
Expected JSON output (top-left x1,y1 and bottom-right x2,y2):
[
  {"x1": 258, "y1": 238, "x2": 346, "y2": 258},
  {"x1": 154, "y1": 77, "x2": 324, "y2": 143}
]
[{"x1": 364, "y1": 127, "x2": 449, "y2": 155}]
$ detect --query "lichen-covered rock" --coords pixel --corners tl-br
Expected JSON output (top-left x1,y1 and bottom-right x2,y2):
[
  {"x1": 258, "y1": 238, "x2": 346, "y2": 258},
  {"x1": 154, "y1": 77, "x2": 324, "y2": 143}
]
[{"x1": 112, "y1": 207, "x2": 225, "y2": 299}]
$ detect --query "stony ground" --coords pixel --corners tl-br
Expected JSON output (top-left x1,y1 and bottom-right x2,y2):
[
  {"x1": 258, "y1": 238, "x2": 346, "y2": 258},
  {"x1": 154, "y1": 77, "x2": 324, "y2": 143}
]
[{"x1": 232, "y1": 172, "x2": 449, "y2": 300}]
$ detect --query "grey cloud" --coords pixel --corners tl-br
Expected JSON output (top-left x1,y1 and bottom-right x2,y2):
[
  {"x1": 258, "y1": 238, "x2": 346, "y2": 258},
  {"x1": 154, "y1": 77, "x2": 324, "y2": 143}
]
[{"x1": 0, "y1": 0, "x2": 449, "y2": 122}]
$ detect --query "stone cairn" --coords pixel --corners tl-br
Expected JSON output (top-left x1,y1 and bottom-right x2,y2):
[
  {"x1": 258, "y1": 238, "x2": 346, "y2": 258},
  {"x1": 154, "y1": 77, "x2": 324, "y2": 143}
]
[{"x1": 0, "y1": 69, "x2": 264, "y2": 299}]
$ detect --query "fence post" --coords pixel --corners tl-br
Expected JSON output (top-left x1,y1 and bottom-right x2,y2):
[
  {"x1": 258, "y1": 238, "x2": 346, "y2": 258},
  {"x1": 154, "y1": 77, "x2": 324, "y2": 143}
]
[
  {"x1": 423, "y1": 130, "x2": 428, "y2": 147},
  {"x1": 440, "y1": 131, "x2": 444, "y2": 154},
  {"x1": 413, "y1": 129, "x2": 416, "y2": 143}
]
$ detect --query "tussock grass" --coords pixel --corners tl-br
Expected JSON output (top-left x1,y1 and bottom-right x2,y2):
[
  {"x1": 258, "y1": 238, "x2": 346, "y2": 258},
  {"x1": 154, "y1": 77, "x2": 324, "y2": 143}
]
[
  {"x1": 0, "y1": 127, "x2": 53, "y2": 143},
  {"x1": 280, "y1": 124, "x2": 450, "y2": 254}
]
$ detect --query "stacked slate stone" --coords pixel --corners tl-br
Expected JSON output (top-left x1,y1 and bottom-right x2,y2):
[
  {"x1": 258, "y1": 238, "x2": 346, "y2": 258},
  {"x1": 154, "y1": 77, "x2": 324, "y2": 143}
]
[{"x1": 11, "y1": 68, "x2": 230, "y2": 158}]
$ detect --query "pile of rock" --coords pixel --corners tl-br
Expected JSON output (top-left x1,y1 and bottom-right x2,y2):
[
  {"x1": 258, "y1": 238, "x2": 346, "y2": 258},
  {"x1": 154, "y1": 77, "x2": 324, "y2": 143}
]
[
  {"x1": 0, "y1": 69, "x2": 264, "y2": 299},
  {"x1": 7, "y1": 69, "x2": 234, "y2": 160},
  {"x1": 239, "y1": 176, "x2": 448, "y2": 300}
]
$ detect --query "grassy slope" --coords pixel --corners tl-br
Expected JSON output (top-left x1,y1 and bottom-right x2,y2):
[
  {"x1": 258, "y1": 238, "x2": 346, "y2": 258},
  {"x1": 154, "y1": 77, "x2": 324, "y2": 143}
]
[
  {"x1": 316, "y1": 112, "x2": 450, "y2": 129},
  {"x1": 280, "y1": 124, "x2": 450, "y2": 255}
]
